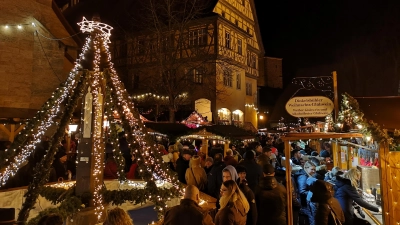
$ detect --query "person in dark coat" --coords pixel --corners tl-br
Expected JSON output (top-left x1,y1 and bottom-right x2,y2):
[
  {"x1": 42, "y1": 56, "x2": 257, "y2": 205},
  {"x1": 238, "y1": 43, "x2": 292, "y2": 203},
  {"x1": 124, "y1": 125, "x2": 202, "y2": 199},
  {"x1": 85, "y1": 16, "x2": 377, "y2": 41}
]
[
  {"x1": 206, "y1": 153, "x2": 225, "y2": 198},
  {"x1": 333, "y1": 168, "x2": 380, "y2": 225},
  {"x1": 163, "y1": 185, "x2": 214, "y2": 225},
  {"x1": 311, "y1": 180, "x2": 345, "y2": 225},
  {"x1": 236, "y1": 165, "x2": 258, "y2": 225},
  {"x1": 238, "y1": 150, "x2": 263, "y2": 193},
  {"x1": 175, "y1": 150, "x2": 192, "y2": 184},
  {"x1": 255, "y1": 164, "x2": 287, "y2": 225},
  {"x1": 204, "y1": 157, "x2": 214, "y2": 175},
  {"x1": 223, "y1": 149, "x2": 238, "y2": 167},
  {"x1": 256, "y1": 146, "x2": 272, "y2": 168},
  {"x1": 291, "y1": 149, "x2": 302, "y2": 166},
  {"x1": 52, "y1": 150, "x2": 74, "y2": 181}
]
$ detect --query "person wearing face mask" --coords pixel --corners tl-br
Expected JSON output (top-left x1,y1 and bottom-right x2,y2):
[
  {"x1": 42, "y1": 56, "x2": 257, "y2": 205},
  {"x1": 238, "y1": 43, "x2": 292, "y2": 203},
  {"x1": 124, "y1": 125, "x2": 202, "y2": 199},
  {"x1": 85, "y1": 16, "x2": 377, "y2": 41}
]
[
  {"x1": 333, "y1": 168, "x2": 381, "y2": 225},
  {"x1": 294, "y1": 161, "x2": 317, "y2": 225}
]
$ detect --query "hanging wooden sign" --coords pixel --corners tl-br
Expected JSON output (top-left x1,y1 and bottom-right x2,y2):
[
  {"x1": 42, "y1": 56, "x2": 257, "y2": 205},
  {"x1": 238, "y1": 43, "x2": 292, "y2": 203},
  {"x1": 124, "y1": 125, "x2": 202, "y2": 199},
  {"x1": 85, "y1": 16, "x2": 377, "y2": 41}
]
[{"x1": 285, "y1": 96, "x2": 334, "y2": 118}]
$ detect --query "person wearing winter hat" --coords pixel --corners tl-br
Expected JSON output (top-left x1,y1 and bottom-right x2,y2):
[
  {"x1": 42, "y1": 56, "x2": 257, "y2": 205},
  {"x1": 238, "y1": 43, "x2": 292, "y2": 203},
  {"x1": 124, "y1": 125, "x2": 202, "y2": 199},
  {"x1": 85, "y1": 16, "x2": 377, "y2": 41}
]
[
  {"x1": 238, "y1": 150, "x2": 263, "y2": 193},
  {"x1": 256, "y1": 163, "x2": 287, "y2": 225},
  {"x1": 310, "y1": 151, "x2": 319, "y2": 157},
  {"x1": 236, "y1": 165, "x2": 247, "y2": 184},
  {"x1": 176, "y1": 149, "x2": 192, "y2": 184},
  {"x1": 52, "y1": 150, "x2": 73, "y2": 181},
  {"x1": 204, "y1": 157, "x2": 214, "y2": 175},
  {"x1": 319, "y1": 150, "x2": 331, "y2": 163},
  {"x1": 299, "y1": 150, "x2": 307, "y2": 156}
]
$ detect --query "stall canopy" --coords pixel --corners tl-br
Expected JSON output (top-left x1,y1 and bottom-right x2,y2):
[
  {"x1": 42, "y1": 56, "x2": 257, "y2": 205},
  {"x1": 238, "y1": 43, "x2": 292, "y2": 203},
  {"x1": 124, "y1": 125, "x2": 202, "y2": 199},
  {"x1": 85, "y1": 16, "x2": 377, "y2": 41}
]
[
  {"x1": 144, "y1": 123, "x2": 255, "y2": 141},
  {"x1": 354, "y1": 96, "x2": 400, "y2": 131}
]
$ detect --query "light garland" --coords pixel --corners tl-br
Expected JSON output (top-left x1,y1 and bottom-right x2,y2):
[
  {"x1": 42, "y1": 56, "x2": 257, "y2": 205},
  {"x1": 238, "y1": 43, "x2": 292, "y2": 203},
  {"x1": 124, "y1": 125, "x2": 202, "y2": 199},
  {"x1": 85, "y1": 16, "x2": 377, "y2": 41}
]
[
  {"x1": 0, "y1": 35, "x2": 93, "y2": 186},
  {"x1": 132, "y1": 92, "x2": 187, "y2": 100}
]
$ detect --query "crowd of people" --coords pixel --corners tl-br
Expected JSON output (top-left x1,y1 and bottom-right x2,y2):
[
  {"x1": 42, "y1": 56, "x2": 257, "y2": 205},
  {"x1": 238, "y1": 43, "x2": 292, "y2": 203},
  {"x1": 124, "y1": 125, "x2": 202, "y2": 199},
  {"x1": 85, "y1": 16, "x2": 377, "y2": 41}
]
[
  {"x1": 160, "y1": 136, "x2": 381, "y2": 225},
  {"x1": 0, "y1": 133, "x2": 382, "y2": 225}
]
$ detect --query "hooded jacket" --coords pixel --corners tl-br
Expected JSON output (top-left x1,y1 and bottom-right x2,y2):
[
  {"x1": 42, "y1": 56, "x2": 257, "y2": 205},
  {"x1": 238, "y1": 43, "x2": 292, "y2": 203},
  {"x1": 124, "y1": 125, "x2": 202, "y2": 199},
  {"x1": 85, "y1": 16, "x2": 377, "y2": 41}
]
[
  {"x1": 223, "y1": 165, "x2": 239, "y2": 181},
  {"x1": 214, "y1": 198, "x2": 247, "y2": 225},
  {"x1": 333, "y1": 176, "x2": 379, "y2": 223},
  {"x1": 255, "y1": 176, "x2": 287, "y2": 225}
]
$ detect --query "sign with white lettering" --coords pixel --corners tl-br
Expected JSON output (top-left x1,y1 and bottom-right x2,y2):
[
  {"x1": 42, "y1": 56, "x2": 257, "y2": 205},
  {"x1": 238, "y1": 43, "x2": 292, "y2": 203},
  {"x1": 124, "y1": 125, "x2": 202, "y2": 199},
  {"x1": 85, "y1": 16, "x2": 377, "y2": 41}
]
[{"x1": 285, "y1": 96, "x2": 334, "y2": 118}]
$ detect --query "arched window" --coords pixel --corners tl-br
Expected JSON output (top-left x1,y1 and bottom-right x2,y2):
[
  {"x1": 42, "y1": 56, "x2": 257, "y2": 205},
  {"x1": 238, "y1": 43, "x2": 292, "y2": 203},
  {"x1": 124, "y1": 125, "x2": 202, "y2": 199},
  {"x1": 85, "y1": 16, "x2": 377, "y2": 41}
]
[
  {"x1": 217, "y1": 108, "x2": 231, "y2": 125},
  {"x1": 195, "y1": 98, "x2": 212, "y2": 121}
]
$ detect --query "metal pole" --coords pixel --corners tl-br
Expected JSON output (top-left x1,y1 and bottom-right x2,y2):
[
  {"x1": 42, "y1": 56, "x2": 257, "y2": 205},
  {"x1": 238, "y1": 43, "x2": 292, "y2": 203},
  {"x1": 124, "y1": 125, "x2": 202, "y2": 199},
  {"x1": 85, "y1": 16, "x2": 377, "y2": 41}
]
[
  {"x1": 332, "y1": 71, "x2": 339, "y2": 122},
  {"x1": 284, "y1": 140, "x2": 293, "y2": 225}
]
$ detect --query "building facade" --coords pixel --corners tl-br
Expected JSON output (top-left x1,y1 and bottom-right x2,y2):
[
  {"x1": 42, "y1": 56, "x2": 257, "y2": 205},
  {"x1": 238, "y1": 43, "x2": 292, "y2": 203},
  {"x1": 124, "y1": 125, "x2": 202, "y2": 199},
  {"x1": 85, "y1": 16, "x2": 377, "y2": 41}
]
[
  {"x1": 111, "y1": 0, "x2": 264, "y2": 129},
  {"x1": 0, "y1": 0, "x2": 78, "y2": 141}
]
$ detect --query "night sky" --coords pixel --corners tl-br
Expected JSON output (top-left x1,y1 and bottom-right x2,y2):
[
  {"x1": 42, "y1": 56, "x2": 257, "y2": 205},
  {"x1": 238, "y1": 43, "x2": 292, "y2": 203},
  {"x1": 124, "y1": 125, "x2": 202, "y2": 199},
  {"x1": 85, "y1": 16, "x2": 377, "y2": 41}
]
[{"x1": 254, "y1": 0, "x2": 400, "y2": 97}]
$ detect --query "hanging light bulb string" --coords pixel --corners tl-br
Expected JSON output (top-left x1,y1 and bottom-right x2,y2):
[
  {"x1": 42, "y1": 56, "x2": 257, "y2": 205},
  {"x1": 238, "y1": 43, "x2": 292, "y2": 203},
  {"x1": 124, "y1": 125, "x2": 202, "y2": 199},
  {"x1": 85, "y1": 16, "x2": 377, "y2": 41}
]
[
  {"x1": 17, "y1": 68, "x2": 90, "y2": 222},
  {"x1": 0, "y1": 37, "x2": 93, "y2": 186}
]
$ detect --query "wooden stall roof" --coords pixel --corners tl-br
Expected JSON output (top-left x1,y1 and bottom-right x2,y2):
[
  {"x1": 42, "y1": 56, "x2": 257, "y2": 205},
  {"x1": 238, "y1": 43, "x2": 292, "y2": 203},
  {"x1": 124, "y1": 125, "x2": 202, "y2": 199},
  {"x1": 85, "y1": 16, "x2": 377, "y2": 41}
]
[{"x1": 354, "y1": 96, "x2": 400, "y2": 131}]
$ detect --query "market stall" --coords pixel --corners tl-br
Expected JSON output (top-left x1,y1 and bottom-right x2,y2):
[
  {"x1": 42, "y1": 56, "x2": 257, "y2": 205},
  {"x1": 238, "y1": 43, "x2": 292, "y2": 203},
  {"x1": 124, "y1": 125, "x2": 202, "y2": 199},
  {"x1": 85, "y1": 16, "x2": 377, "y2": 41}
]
[{"x1": 282, "y1": 132, "x2": 373, "y2": 225}]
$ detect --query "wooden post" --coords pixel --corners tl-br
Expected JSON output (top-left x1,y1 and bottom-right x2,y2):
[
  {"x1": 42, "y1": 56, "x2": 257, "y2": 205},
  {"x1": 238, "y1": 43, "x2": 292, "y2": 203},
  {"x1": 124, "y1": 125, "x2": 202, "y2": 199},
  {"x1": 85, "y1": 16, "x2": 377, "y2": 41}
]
[
  {"x1": 224, "y1": 140, "x2": 229, "y2": 157},
  {"x1": 332, "y1": 71, "x2": 339, "y2": 122},
  {"x1": 74, "y1": 71, "x2": 106, "y2": 224},
  {"x1": 203, "y1": 138, "x2": 209, "y2": 158},
  {"x1": 284, "y1": 140, "x2": 293, "y2": 225}
]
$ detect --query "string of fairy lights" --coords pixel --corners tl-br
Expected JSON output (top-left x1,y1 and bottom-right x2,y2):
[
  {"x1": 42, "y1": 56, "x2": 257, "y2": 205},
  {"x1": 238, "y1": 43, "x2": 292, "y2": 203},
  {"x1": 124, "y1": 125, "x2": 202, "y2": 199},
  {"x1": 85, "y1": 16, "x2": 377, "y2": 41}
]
[
  {"x1": 0, "y1": 35, "x2": 93, "y2": 186},
  {"x1": 92, "y1": 33, "x2": 105, "y2": 220}
]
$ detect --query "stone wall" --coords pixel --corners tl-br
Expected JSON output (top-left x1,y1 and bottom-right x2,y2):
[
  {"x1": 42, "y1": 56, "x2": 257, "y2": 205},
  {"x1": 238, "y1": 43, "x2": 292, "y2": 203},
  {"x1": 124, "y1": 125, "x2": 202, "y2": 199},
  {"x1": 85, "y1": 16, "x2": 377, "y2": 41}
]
[
  {"x1": 0, "y1": 0, "x2": 77, "y2": 113},
  {"x1": 0, "y1": 0, "x2": 78, "y2": 140}
]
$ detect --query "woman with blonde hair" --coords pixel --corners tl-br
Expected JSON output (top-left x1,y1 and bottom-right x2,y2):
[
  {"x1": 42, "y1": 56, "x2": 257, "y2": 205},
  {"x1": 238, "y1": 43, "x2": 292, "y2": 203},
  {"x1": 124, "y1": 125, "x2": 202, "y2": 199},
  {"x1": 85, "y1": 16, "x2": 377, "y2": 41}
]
[
  {"x1": 103, "y1": 207, "x2": 134, "y2": 225},
  {"x1": 214, "y1": 180, "x2": 250, "y2": 225},
  {"x1": 185, "y1": 155, "x2": 207, "y2": 191},
  {"x1": 333, "y1": 168, "x2": 380, "y2": 225}
]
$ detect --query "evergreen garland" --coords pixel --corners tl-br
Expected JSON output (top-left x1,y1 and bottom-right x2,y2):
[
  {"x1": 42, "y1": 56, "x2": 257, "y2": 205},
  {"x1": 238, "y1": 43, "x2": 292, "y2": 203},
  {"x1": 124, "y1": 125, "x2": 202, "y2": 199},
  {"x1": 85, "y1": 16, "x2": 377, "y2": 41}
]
[
  {"x1": 18, "y1": 70, "x2": 90, "y2": 222},
  {"x1": 0, "y1": 77, "x2": 79, "y2": 171},
  {"x1": 104, "y1": 69, "x2": 182, "y2": 217},
  {"x1": 337, "y1": 93, "x2": 398, "y2": 149},
  {"x1": 104, "y1": 86, "x2": 126, "y2": 181}
]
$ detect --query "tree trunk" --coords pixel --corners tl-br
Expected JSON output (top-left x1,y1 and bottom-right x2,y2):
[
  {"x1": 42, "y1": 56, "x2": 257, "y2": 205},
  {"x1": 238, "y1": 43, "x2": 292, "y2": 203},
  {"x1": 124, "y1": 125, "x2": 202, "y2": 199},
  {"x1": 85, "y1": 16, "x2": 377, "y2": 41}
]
[{"x1": 169, "y1": 108, "x2": 176, "y2": 123}]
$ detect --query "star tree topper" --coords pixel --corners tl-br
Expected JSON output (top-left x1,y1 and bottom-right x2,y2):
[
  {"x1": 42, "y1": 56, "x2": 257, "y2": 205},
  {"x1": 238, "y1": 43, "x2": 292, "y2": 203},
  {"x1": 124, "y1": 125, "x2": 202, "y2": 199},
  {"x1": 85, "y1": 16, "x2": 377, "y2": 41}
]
[{"x1": 78, "y1": 17, "x2": 113, "y2": 43}]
